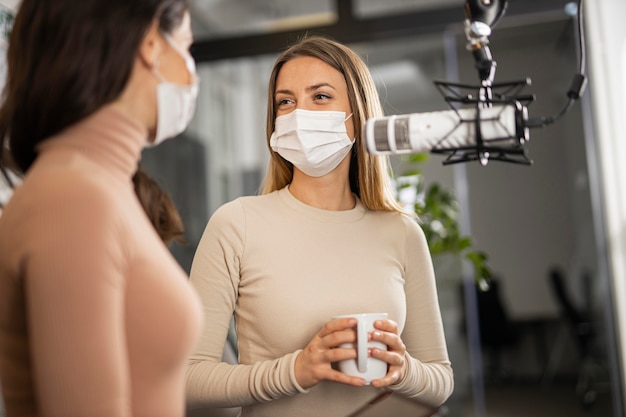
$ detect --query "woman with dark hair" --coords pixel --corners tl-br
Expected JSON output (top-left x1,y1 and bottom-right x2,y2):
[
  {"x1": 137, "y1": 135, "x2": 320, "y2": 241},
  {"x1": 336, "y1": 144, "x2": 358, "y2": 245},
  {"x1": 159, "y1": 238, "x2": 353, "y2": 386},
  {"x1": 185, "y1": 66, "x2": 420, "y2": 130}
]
[
  {"x1": 0, "y1": 1, "x2": 202, "y2": 416},
  {"x1": 186, "y1": 35, "x2": 453, "y2": 416}
]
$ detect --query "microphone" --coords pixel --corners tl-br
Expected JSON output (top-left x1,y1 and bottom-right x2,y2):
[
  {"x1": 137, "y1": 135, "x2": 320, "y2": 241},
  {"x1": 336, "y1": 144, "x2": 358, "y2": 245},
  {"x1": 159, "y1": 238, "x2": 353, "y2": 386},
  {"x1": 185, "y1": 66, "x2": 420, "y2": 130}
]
[
  {"x1": 364, "y1": 102, "x2": 530, "y2": 164},
  {"x1": 361, "y1": 0, "x2": 585, "y2": 166}
]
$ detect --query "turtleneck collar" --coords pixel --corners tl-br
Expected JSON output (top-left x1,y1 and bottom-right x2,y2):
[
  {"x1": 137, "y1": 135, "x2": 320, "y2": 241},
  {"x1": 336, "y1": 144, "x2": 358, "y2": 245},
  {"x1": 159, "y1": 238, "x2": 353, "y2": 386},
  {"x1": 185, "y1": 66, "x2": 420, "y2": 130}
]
[{"x1": 37, "y1": 104, "x2": 148, "y2": 180}]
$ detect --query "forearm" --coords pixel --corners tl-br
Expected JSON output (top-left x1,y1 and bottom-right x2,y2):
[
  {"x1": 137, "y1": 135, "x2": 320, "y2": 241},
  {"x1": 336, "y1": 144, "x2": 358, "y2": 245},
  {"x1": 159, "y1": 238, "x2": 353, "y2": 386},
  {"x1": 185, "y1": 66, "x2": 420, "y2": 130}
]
[
  {"x1": 389, "y1": 352, "x2": 454, "y2": 406},
  {"x1": 186, "y1": 351, "x2": 307, "y2": 407}
]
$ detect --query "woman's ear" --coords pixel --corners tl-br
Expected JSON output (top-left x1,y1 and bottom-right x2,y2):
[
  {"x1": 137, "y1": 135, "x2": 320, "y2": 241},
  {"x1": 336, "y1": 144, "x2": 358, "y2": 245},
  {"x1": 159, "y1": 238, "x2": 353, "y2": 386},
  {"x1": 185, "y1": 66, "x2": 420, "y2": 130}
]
[{"x1": 137, "y1": 20, "x2": 162, "y2": 70}]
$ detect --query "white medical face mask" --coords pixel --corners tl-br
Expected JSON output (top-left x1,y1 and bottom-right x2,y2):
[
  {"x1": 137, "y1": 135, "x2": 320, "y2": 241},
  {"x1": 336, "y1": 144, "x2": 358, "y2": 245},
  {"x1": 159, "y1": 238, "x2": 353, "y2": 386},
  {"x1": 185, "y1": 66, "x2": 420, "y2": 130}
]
[
  {"x1": 270, "y1": 109, "x2": 355, "y2": 177},
  {"x1": 149, "y1": 34, "x2": 200, "y2": 147}
]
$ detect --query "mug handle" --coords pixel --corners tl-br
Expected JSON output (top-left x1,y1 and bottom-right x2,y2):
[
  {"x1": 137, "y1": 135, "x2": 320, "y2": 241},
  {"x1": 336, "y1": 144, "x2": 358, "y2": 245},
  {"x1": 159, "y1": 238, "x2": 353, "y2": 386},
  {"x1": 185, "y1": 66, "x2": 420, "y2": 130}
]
[{"x1": 357, "y1": 319, "x2": 368, "y2": 373}]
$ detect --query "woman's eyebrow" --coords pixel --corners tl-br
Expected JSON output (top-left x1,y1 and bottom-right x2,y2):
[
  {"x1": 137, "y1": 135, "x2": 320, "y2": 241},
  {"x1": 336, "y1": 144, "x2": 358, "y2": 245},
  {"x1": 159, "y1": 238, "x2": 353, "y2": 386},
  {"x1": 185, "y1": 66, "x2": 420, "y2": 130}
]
[
  {"x1": 306, "y1": 83, "x2": 335, "y2": 92},
  {"x1": 275, "y1": 83, "x2": 336, "y2": 96},
  {"x1": 275, "y1": 88, "x2": 293, "y2": 96}
]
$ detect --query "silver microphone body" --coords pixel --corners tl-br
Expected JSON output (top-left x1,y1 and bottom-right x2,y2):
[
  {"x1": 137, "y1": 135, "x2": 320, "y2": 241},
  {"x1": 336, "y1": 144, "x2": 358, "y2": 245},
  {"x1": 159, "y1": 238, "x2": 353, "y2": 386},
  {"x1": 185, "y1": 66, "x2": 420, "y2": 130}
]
[{"x1": 364, "y1": 103, "x2": 528, "y2": 155}]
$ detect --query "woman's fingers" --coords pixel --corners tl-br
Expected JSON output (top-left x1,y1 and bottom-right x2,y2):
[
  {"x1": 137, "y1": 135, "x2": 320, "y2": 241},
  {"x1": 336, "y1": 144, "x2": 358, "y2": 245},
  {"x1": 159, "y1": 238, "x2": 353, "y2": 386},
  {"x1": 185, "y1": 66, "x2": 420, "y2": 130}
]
[
  {"x1": 368, "y1": 319, "x2": 407, "y2": 387},
  {"x1": 370, "y1": 367, "x2": 403, "y2": 387},
  {"x1": 369, "y1": 347, "x2": 406, "y2": 387},
  {"x1": 373, "y1": 318, "x2": 399, "y2": 334},
  {"x1": 295, "y1": 319, "x2": 366, "y2": 388},
  {"x1": 322, "y1": 317, "x2": 357, "y2": 335}
]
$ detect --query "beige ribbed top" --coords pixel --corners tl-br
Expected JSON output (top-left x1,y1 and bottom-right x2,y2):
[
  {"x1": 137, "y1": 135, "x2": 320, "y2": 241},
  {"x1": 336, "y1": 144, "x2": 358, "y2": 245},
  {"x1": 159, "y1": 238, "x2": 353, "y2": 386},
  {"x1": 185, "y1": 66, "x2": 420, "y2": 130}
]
[
  {"x1": 0, "y1": 106, "x2": 202, "y2": 417},
  {"x1": 186, "y1": 187, "x2": 453, "y2": 417}
]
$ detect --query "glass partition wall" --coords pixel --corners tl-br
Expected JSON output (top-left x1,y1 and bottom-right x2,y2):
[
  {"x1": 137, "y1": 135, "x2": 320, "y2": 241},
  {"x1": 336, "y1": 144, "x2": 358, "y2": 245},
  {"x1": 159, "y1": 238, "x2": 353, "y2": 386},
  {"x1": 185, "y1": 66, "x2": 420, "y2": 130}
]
[{"x1": 138, "y1": 6, "x2": 622, "y2": 417}]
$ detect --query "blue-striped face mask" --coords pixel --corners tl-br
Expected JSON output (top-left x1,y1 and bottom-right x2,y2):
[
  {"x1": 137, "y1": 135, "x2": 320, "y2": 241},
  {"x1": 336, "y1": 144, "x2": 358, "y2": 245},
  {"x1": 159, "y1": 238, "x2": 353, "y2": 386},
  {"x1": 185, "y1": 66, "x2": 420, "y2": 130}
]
[{"x1": 270, "y1": 109, "x2": 354, "y2": 177}]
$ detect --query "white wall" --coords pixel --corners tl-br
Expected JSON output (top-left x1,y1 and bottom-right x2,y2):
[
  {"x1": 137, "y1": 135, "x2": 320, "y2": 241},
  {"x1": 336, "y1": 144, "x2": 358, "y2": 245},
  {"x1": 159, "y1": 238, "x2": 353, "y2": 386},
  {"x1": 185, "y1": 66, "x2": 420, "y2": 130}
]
[{"x1": 585, "y1": 0, "x2": 626, "y2": 400}]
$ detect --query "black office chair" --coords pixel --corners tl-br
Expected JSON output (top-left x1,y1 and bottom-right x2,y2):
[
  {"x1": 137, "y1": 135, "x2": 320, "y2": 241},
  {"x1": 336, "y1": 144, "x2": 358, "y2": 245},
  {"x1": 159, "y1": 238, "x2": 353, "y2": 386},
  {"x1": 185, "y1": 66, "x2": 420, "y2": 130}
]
[
  {"x1": 462, "y1": 276, "x2": 520, "y2": 383},
  {"x1": 545, "y1": 267, "x2": 601, "y2": 407}
]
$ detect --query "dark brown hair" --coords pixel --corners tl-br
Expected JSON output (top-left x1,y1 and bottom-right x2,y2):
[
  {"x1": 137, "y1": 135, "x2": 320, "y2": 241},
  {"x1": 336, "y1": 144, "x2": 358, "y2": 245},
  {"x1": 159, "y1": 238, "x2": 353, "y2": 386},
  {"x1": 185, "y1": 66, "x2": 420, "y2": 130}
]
[
  {"x1": 133, "y1": 166, "x2": 185, "y2": 246},
  {"x1": 0, "y1": 0, "x2": 188, "y2": 178}
]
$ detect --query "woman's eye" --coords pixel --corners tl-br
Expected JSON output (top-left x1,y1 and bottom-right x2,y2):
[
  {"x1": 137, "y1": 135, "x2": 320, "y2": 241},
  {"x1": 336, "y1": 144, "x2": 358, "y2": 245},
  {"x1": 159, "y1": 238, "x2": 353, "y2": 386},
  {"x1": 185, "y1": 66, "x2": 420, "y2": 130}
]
[
  {"x1": 314, "y1": 93, "x2": 331, "y2": 100},
  {"x1": 276, "y1": 98, "x2": 293, "y2": 106}
]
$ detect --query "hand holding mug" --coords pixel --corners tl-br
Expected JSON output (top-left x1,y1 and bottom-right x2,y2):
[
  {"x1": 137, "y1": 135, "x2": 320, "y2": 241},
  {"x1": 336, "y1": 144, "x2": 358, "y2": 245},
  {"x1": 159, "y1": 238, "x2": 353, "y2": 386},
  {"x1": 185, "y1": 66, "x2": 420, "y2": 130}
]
[
  {"x1": 367, "y1": 316, "x2": 407, "y2": 388},
  {"x1": 294, "y1": 313, "x2": 406, "y2": 389},
  {"x1": 333, "y1": 313, "x2": 390, "y2": 385},
  {"x1": 294, "y1": 316, "x2": 371, "y2": 389}
]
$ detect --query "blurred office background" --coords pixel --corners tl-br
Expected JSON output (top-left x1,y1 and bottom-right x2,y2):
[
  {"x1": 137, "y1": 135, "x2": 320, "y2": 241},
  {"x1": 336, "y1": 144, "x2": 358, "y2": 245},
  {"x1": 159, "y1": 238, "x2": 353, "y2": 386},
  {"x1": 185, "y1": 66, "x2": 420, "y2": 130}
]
[{"x1": 1, "y1": 1, "x2": 625, "y2": 417}]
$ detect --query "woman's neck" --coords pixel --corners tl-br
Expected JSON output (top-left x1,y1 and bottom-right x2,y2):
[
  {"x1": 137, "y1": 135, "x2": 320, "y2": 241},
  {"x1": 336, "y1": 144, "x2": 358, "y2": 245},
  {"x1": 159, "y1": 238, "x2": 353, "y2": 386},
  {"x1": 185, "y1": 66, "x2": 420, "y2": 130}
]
[{"x1": 288, "y1": 171, "x2": 356, "y2": 211}]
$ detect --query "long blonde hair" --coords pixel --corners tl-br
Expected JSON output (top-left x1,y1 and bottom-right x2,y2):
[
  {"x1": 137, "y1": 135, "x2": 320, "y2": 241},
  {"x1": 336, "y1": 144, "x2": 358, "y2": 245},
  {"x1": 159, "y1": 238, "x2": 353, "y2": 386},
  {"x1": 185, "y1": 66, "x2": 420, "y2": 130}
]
[{"x1": 261, "y1": 35, "x2": 405, "y2": 214}]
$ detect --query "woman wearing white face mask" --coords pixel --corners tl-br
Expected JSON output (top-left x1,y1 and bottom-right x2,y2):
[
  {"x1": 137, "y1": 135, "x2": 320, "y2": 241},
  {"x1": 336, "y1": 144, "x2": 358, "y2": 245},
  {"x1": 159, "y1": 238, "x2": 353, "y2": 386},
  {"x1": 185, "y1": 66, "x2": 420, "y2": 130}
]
[
  {"x1": 151, "y1": 31, "x2": 199, "y2": 145},
  {"x1": 0, "y1": 1, "x2": 202, "y2": 416},
  {"x1": 187, "y1": 36, "x2": 454, "y2": 417}
]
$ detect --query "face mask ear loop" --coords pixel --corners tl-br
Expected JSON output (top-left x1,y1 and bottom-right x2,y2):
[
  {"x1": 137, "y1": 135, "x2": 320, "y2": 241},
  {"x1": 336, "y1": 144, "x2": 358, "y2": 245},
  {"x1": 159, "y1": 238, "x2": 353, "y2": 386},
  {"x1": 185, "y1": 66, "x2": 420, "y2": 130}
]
[
  {"x1": 151, "y1": 55, "x2": 167, "y2": 83},
  {"x1": 162, "y1": 32, "x2": 197, "y2": 82},
  {"x1": 346, "y1": 112, "x2": 356, "y2": 143}
]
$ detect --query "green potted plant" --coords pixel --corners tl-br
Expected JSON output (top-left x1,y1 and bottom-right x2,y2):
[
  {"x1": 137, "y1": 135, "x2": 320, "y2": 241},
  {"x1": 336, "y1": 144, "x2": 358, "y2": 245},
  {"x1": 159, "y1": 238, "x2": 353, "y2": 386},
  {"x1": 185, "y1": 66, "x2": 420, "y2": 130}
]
[
  {"x1": 395, "y1": 153, "x2": 492, "y2": 289},
  {"x1": 0, "y1": 3, "x2": 14, "y2": 43}
]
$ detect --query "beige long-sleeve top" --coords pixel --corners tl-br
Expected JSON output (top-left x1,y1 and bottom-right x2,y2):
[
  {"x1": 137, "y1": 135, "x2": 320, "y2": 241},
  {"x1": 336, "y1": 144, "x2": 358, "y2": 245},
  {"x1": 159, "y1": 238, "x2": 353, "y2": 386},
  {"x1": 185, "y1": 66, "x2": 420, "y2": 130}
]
[
  {"x1": 186, "y1": 187, "x2": 453, "y2": 417},
  {"x1": 0, "y1": 106, "x2": 202, "y2": 417}
]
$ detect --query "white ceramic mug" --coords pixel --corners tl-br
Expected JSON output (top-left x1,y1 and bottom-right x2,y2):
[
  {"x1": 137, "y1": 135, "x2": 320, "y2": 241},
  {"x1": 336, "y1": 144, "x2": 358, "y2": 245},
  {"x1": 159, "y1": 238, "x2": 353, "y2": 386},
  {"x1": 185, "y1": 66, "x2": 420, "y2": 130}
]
[{"x1": 333, "y1": 312, "x2": 388, "y2": 384}]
